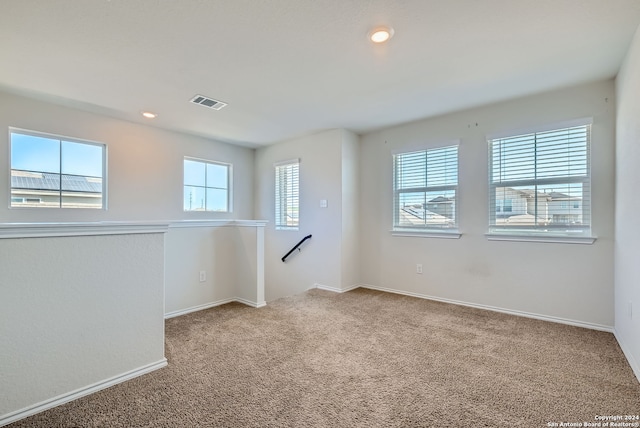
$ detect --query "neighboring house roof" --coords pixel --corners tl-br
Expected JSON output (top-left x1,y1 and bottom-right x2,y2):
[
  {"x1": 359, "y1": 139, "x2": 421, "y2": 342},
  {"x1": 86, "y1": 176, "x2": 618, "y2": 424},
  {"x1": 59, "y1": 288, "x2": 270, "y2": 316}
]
[
  {"x1": 400, "y1": 207, "x2": 451, "y2": 225},
  {"x1": 11, "y1": 170, "x2": 102, "y2": 193},
  {"x1": 427, "y1": 196, "x2": 454, "y2": 203},
  {"x1": 510, "y1": 188, "x2": 547, "y2": 199},
  {"x1": 547, "y1": 192, "x2": 579, "y2": 200},
  {"x1": 500, "y1": 187, "x2": 581, "y2": 201}
]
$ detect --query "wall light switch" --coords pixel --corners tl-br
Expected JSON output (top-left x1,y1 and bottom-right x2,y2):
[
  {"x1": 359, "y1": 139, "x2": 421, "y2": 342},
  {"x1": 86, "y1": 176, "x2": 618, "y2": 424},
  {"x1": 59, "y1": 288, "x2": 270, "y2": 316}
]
[
  {"x1": 199, "y1": 270, "x2": 206, "y2": 282},
  {"x1": 320, "y1": 199, "x2": 328, "y2": 208}
]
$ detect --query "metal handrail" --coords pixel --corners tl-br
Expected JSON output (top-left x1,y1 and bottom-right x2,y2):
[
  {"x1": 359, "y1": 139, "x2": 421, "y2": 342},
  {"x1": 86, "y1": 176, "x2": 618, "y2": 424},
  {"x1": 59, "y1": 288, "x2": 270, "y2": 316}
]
[{"x1": 281, "y1": 234, "x2": 312, "y2": 262}]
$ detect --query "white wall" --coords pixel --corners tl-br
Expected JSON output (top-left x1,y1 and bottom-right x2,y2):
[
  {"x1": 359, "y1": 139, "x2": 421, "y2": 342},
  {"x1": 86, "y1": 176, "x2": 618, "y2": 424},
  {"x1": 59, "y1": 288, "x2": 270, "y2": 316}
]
[
  {"x1": 234, "y1": 223, "x2": 266, "y2": 307},
  {"x1": 341, "y1": 131, "x2": 360, "y2": 290},
  {"x1": 164, "y1": 221, "x2": 266, "y2": 317},
  {"x1": 615, "y1": 24, "x2": 640, "y2": 381},
  {"x1": 359, "y1": 80, "x2": 616, "y2": 329},
  {"x1": 254, "y1": 129, "x2": 359, "y2": 301},
  {"x1": 0, "y1": 90, "x2": 254, "y2": 223},
  {"x1": 165, "y1": 225, "x2": 237, "y2": 315},
  {"x1": 0, "y1": 227, "x2": 166, "y2": 425}
]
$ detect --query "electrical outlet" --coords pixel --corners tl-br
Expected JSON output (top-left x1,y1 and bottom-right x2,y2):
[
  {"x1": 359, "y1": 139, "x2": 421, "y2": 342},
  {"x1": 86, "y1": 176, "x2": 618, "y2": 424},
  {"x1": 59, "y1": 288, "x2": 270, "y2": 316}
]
[
  {"x1": 416, "y1": 264, "x2": 423, "y2": 274},
  {"x1": 199, "y1": 270, "x2": 206, "y2": 282}
]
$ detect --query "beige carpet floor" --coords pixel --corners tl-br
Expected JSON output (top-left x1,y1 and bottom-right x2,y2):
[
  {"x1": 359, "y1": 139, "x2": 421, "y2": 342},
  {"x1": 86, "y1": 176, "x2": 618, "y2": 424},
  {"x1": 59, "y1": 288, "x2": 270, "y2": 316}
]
[{"x1": 9, "y1": 288, "x2": 640, "y2": 427}]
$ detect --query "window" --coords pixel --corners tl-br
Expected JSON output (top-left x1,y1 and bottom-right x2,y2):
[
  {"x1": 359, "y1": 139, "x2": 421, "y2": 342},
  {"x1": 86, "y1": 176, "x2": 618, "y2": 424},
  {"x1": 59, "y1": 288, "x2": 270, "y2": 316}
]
[
  {"x1": 393, "y1": 145, "x2": 458, "y2": 231},
  {"x1": 275, "y1": 159, "x2": 299, "y2": 230},
  {"x1": 10, "y1": 129, "x2": 105, "y2": 209},
  {"x1": 488, "y1": 121, "x2": 591, "y2": 237},
  {"x1": 183, "y1": 158, "x2": 231, "y2": 212}
]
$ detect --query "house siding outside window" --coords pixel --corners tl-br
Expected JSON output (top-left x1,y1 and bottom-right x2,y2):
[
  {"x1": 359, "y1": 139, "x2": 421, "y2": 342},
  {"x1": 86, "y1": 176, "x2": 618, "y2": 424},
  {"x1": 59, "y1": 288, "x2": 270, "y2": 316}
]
[{"x1": 488, "y1": 119, "x2": 592, "y2": 238}]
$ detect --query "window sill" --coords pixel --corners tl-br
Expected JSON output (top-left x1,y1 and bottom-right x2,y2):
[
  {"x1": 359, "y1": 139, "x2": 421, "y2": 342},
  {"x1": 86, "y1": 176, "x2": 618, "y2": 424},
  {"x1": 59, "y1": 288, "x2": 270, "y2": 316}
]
[
  {"x1": 391, "y1": 230, "x2": 461, "y2": 239},
  {"x1": 485, "y1": 233, "x2": 596, "y2": 245}
]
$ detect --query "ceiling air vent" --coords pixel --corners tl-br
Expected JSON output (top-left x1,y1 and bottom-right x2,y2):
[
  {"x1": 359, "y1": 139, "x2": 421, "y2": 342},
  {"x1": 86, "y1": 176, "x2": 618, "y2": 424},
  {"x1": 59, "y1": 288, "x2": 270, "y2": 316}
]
[{"x1": 190, "y1": 94, "x2": 227, "y2": 111}]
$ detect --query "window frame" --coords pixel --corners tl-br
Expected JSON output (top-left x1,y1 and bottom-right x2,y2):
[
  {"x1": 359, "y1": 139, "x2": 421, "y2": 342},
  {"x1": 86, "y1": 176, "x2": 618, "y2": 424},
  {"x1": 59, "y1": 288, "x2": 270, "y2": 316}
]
[
  {"x1": 392, "y1": 144, "x2": 460, "y2": 237},
  {"x1": 9, "y1": 128, "x2": 107, "y2": 210},
  {"x1": 274, "y1": 159, "x2": 300, "y2": 231},
  {"x1": 486, "y1": 118, "x2": 594, "y2": 243},
  {"x1": 183, "y1": 157, "x2": 232, "y2": 213}
]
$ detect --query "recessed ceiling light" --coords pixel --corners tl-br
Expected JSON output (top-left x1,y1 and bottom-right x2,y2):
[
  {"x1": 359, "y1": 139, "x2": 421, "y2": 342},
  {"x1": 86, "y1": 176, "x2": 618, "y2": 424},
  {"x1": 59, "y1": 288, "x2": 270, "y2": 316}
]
[
  {"x1": 369, "y1": 26, "x2": 394, "y2": 43},
  {"x1": 141, "y1": 111, "x2": 157, "y2": 119}
]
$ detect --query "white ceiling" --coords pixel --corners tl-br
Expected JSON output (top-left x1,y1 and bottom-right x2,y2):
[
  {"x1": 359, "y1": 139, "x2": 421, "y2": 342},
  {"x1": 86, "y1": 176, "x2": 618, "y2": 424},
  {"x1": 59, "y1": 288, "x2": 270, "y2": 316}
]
[{"x1": 1, "y1": 0, "x2": 640, "y2": 148}]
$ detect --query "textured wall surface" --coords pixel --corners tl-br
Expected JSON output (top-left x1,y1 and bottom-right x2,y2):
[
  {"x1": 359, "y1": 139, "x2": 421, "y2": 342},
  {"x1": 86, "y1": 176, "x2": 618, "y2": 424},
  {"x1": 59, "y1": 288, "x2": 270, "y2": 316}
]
[
  {"x1": 0, "y1": 231, "x2": 166, "y2": 419},
  {"x1": 615, "y1": 25, "x2": 640, "y2": 380}
]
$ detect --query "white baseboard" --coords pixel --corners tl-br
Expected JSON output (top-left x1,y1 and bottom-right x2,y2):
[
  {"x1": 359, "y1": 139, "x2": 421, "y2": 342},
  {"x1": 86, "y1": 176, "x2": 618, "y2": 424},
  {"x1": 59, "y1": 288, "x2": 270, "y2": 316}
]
[
  {"x1": 0, "y1": 359, "x2": 167, "y2": 427},
  {"x1": 165, "y1": 297, "x2": 266, "y2": 319},
  {"x1": 614, "y1": 329, "x2": 640, "y2": 384},
  {"x1": 358, "y1": 283, "x2": 614, "y2": 333},
  {"x1": 165, "y1": 298, "x2": 236, "y2": 319},
  {"x1": 234, "y1": 297, "x2": 267, "y2": 308},
  {"x1": 314, "y1": 283, "x2": 360, "y2": 293}
]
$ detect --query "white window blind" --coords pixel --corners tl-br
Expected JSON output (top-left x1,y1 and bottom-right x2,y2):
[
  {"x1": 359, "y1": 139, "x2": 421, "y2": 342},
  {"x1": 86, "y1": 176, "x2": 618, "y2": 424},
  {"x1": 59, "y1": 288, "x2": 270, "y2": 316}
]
[
  {"x1": 393, "y1": 145, "x2": 458, "y2": 231},
  {"x1": 488, "y1": 122, "x2": 591, "y2": 236},
  {"x1": 275, "y1": 160, "x2": 299, "y2": 230}
]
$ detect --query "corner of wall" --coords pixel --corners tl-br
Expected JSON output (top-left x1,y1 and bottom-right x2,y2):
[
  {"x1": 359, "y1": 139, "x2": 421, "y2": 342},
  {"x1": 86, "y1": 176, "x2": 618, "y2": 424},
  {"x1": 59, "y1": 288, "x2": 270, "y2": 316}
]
[
  {"x1": 340, "y1": 130, "x2": 361, "y2": 289},
  {"x1": 614, "y1": 22, "x2": 640, "y2": 385}
]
